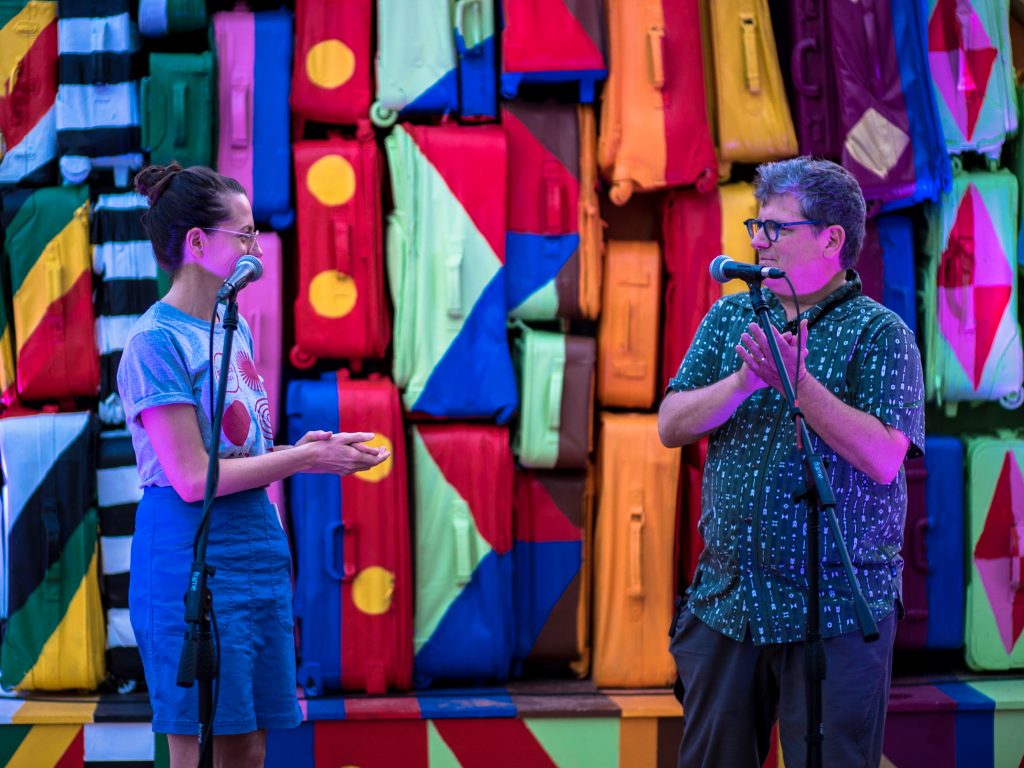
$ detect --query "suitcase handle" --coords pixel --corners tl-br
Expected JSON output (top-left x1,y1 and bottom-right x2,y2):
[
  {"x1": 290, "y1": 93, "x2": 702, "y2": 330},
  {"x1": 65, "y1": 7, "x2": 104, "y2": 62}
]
[
  {"x1": 861, "y1": 0, "x2": 883, "y2": 94},
  {"x1": 42, "y1": 502, "x2": 62, "y2": 601},
  {"x1": 954, "y1": 12, "x2": 975, "y2": 94},
  {"x1": 791, "y1": 38, "x2": 820, "y2": 97},
  {"x1": 45, "y1": 244, "x2": 65, "y2": 340},
  {"x1": 1012, "y1": 521, "x2": 1024, "y2": 591},
  {"x1": 912, "y1": 517, "x2": 929, "y2": 573},
  {"x1": 628, "y1": 492, "x2": 645, "y2": 598},
  {"x1": 455, "y1": 0, "x2": 483, "y2": 52},
  {"x1": 546, "y1": 363, "x2": 563, "y2": 430},
  {"x1": 739, "y1": 14, "x2": 761, "y2": 95},
  {"x1": 543, "y1": 164, "x2": 564, "y2": 234},
  {"x1": 172, "y1": 81, "x2": 188, "y2": 147},
  {"x1": 230, "y1": 75, "x2": 250, "y2": 148},
  {"x1": 446, "y1": 250, "x2": 464, "y2": 319},
  {"x1": 332, "y1": 215, "x2": 353, "y2": 275},
  {"x1": 453, "y1": 500, "x2": 473, "y2": 586},
  {"x1": 647, "y1": 26, "x2": 665, "y2": 90},
  {"x1": 341, "y1": 521, "x2": 358, "y2": 582},
  {"x1": 324, "y1": 520, "x2": 345, "y2": 581}
]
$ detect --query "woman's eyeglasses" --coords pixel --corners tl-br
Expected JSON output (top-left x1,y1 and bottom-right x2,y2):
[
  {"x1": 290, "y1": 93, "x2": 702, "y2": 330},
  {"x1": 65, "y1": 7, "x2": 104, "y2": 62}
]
[
  {"x1": 205, "y1": 227, "x2": 260, "y2": 253},
  {"x1": 743, "y1": 218, "x2": 821, "y2": 242}
]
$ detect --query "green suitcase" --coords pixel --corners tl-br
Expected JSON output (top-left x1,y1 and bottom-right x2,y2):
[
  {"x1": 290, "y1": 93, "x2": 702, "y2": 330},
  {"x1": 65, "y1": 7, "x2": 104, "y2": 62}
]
[
  {"x1": 141, "y1": 51, "x2": 214, "y2": 167},
  {"x1": 965, "y1": 436, "x2": 1024, "y2": 671},
  {"x1": 513, "y1": 325, "x2": 595, "y2": 470}
]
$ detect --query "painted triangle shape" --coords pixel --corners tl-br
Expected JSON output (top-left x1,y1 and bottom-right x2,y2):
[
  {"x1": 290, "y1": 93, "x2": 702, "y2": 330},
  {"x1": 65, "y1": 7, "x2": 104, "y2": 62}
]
[
  {"x1": 0, "y1": 413, "x2": 90, "y2": 532},
  {"x1": 404, "y1": 124, "x2": 507, "y2": 262},
  {"x1": 928, "y1": 0, "x2": 960, "y2": 52},
  {"x1": 975, "y1": 451, "x2": 1014, "y2": 559},
  {"x1": 506, "y1": 0, "x2": 603, "y2": 72},
  {"x1": 516, "y1": 476, "x2": 582, "y2": 543},
  {"x1": 971, "y1": 284, "x2": 1011, "y2": 388},
  {"x1": 964, "y1": 45, "x2": 997, "y2": 140},
  {"x1": 418, "y1": 426, "x2": 512, "y2": 555}
]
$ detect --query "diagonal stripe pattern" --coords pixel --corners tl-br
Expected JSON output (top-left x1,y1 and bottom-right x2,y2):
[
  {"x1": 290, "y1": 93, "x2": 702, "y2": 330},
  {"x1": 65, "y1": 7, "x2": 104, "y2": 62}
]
[
  {"x1": 385, "y1": 123, "x2": 516, "y2": 422},
  {"x1": 412, "y1": 425, "x2": 514, "y2": 688},
  {"x1": 2, "y1": 185, "x2": 99, "y2": 403},
  {"x1": 0, "y1": 412, "x2": 105, "y2": 690}
]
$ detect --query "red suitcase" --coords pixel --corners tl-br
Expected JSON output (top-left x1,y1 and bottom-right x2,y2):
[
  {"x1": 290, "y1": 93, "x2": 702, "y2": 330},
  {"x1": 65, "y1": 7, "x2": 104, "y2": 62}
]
[
  {"x1": 290, "y1": 0, "x2": 372, "y2": 127},
  {"x1": 291, "y1": 126, "x2": 389, "y2": 368},
  {"x1": 288, "y1": 372, "x2": 413, "y2": 693},
  {"x1": 660, "y1": 188, "x2": 722, "y2": 390},
  {"x1": 677, "y1": 438, "x2": 707, "y2": 592}
]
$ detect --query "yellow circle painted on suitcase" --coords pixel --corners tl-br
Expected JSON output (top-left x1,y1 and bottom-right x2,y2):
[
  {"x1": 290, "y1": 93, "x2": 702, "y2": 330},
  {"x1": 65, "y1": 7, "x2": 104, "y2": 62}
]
[
  {"x1": 306, "y1": 39, "x2": 355, "y2": 90},
  {"x1": 352, "y1": 566, "x2": 395, "y2": 615},
  {"x1": 355, "y1": 434, "x2": 393, "y2": 483},
  {"x1": 306, "y1": 155, "x2": 356, "y2": 207},
  {"x1": 309, "y1": 269, "x2": 358, "y2": 318}
]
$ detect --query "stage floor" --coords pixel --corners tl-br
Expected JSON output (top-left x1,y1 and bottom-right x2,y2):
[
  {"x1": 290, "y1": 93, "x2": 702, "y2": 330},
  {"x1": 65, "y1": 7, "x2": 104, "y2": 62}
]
[{"x1": 1, "y1": 676, "x2": 1023, "y2": 767}]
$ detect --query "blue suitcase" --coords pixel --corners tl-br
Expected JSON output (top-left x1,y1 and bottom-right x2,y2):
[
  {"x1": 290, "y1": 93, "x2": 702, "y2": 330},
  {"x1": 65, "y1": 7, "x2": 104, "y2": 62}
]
[
  {"x1": 877, "y1": 213, "x2": 917, "y2": 337},
  {"x1": 896, "y1": 435, "x2": 964, "y2": 649},
  {"x1": 455, "y1": 0, "x2": 497, "y2": 120},
  {"x1": 252, "y1": 10, "x2": 293, "y2": 229},
  {"x1": 286, "y1": 374, "x2": 412, "y2": 694},
  {"x1": 286, "y1": 378, "x2": 341, "y2": 693}
]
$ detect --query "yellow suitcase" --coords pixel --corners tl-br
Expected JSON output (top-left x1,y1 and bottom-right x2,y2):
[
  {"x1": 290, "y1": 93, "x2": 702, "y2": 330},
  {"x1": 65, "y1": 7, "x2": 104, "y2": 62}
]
[
  {"x1": 708, "y1": 0, "x2": 797, "y2": 168},
  {"x1": 719, "y1": 181, "x2": 758, "y2": 296}
]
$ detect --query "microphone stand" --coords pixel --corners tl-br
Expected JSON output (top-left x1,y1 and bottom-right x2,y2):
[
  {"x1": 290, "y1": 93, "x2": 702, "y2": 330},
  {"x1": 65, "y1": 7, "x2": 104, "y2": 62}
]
[
  {"x1": 746, "y1": 280, "x2": 878, "y2": 768},
  {"x1": 176, "y1": 297, "x2": 239, "y2": 768}
]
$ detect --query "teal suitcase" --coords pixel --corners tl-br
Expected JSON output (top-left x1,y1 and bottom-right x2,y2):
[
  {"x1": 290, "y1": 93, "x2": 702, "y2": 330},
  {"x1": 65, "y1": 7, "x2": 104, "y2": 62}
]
[{"x1": 141, "y1": 51, "x2": 214, "y2": 167}]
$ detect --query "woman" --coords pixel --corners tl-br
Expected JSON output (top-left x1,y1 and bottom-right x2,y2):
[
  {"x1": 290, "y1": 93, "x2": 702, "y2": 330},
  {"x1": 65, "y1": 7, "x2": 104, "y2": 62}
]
[{"x1": 118, "y1": 163, "x2": 389, "y2": 767}]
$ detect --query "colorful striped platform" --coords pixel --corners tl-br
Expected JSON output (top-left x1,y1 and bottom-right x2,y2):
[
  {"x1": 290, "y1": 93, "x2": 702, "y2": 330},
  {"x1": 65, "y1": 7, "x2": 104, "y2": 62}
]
[{"x1": 1, "y1": 676, "x2": 1024, "y2": 766}]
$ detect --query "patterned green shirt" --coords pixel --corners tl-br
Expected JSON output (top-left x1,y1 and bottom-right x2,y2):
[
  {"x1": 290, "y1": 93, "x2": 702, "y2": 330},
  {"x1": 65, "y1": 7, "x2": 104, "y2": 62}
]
[{"x1": 668, "y1": 272, "x2": 925, "y2": 644}]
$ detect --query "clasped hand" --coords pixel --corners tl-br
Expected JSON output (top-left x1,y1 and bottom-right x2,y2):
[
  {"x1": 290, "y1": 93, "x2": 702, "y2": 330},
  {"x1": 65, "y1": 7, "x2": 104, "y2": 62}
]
[
  {"x1": 734, "y1": 320, "x2": 808, "y2": 395},
  {"x1": 295, "y1": 430, "x2": 390, "y2": 475}
]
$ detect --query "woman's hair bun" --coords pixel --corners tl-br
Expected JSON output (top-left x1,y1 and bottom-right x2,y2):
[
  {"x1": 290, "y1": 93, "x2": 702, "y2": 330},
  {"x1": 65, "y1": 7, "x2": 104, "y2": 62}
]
[{"x1": 133, "y1": 162, "x2": 184, "y2": 206}]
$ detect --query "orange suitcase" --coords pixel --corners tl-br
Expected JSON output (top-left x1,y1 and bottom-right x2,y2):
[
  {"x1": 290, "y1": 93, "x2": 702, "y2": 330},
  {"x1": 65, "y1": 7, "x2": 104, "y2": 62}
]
[
  {"x1": 592, "y1": 412, "x2": 680, "y2": 687},
  {"x1": 596, "y1": 241, "x2": 661, "y2": 409},
  {"x1": 598, "y1": 0, "x2": 716, "y2": 204}
]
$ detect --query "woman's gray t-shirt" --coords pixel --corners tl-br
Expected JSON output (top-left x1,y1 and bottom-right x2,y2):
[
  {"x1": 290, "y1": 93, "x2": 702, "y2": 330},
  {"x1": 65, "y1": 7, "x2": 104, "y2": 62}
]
[{"x1": 117, "y1": 301, "x2": 274, "y2": 487}]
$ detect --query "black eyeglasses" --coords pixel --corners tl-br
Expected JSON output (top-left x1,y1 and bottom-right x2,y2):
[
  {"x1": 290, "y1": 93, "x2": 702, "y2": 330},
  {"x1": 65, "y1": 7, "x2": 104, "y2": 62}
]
[{"x1": 743, "y1": 218, "x2": 822, "y2": 242}]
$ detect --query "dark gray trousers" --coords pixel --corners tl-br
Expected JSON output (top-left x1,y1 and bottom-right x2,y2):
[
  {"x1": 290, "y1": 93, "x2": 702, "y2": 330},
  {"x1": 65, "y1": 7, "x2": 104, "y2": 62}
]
[{"x1": 669, "y1": 605, "x2": 895, "y2": 768}]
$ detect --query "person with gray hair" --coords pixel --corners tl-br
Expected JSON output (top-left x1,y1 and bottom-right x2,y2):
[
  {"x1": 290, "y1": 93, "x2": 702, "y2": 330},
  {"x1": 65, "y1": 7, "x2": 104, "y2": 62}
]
[{"x1": 658, "y1": 156, "x2": 924, "y2": 767}]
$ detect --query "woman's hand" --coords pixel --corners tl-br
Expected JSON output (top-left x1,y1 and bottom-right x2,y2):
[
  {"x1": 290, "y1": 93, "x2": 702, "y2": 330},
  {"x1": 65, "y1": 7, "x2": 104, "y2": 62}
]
[
  {"x1": 301, "y1": 431, "x2": 391, "y2": 476},
  {"x1": 295, "y1": 429, "x2": 333, "y2": 447}
]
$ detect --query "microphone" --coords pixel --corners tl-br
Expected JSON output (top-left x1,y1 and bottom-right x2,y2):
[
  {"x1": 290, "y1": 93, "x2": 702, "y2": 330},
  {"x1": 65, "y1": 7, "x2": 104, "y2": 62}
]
[
  {"x1": 216, "y1": 255, "x2": 263, "y2": 301},
  {"x1": 709, "y1": 255, "x2": 785, "y2": 284}
]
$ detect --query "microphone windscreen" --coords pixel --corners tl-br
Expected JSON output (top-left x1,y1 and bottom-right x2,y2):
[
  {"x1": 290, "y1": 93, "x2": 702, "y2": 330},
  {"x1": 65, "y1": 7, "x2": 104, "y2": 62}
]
[
  {"x1": 237, "y1": 254, "x2": 263, "y2": 280},
  {"x1": 709, "y1": 255, "x2": 730, "y2": 284}
]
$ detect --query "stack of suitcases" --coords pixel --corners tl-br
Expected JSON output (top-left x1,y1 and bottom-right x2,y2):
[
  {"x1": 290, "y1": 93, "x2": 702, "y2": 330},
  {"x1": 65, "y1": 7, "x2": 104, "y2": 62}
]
[{"x1": 2, "y1": 1, "x2": 1024, "y2": 765}]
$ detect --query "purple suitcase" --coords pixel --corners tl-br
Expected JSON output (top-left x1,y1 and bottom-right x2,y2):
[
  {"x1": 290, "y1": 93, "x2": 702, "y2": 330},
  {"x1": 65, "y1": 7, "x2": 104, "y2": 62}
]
[{"x1": 787, "y1": 0, "x2": 841, "y2": 158}]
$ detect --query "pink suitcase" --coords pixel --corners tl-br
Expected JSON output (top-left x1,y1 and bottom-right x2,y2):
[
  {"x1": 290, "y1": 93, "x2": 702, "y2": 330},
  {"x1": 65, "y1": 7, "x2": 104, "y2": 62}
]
[{"x1": 237, "y1": 231, "x2": 283, "y2": 512}]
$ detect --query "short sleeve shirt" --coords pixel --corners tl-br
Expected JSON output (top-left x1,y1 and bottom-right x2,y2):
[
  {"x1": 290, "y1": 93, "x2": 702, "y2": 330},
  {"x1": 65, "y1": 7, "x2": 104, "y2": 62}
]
[
  {"x1": 668, "y1": 272, "x2": 925, "y2": 644},
  {"x1": 117, "y1": 301, "x2": 275, "y2": 487}
]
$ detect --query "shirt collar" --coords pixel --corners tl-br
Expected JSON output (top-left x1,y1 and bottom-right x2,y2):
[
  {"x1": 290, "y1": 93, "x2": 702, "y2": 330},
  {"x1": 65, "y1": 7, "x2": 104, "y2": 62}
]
[{"x1": 762, "y1": 269, "x2": 863, "y2": 332}]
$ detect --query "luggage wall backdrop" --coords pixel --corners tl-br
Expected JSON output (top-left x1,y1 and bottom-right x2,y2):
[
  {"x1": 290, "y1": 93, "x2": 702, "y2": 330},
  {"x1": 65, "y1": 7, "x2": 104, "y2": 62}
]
[{"x1": 2, "y1": 0, "x2": 1024, "y2": 698}]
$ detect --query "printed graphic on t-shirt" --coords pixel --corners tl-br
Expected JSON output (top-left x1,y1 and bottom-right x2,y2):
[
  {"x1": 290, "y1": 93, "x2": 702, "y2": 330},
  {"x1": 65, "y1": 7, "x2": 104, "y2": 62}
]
[{"x1": 215, "y1": 349, "x2": 269, "y2": 449}]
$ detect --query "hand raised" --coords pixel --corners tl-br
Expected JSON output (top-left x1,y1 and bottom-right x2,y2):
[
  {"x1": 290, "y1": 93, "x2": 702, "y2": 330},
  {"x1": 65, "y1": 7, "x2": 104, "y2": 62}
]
[{"x1": 735, "y1": 320, "x2": 808, "y2": 395}]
